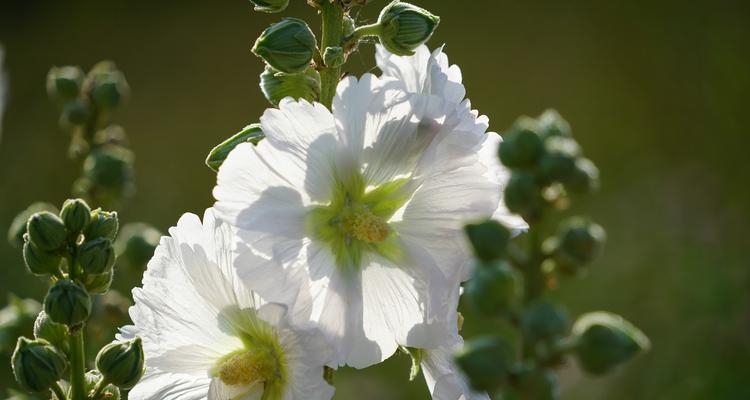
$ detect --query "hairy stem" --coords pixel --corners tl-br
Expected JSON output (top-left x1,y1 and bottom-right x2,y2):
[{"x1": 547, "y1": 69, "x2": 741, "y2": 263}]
[
  {"x1": 319, "y1": 1, "x2": 345, "y2": 109},
  {"x1": 69, "y1": 329, "x2": 86, "y2": 400},
  {"x1": 51, "y1": 382, "x2": 68, "y2": 400}
]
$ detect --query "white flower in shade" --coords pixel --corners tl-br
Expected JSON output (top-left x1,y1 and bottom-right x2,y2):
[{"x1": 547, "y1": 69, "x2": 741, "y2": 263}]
[
  {"x1": 421, "y1": 337, "x2": 490, "y2": 400},
  {"x1": 122, "y1": 209, "x2": 334, "y2": 400}
]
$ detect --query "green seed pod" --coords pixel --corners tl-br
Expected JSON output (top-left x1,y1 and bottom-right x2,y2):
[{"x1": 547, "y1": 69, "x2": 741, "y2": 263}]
[
  {"x1": 8, "y1": 202, "x2": 59, "y2": 248},
  {"x1": 59, "y1": 99, "x2": 91, "y2": 127},
  {"x1": 259, "y1": 66, "x2": 321, "y2": 106},
  {"x1": 79, "y1": 238, "x2": 116, "y2": 275},
  {"x1": 249, "y1": 0, "x2": 288, "y2": 13},
  {"x1": 498, "y1": 117, "x2": 544, "y2": 168},
  {"x1": 512, "y1": 369, "x2": 560, "y2": 400},
  {"x1": 0, "y1": 295, "x2": 41, "y2": 354},
  {"x1": 539, "y1": 137, "x2": 581, "y2": 183},
  {"x1": 572, "y1": 312, "x2": 650, "y2": 375},
  {"x1": 377, "y1": 1, "x2": 440, "y2": 56},
  {"x1": 465, "y1": 260, "x2": 522, "y2": 316},
  {"x1": 33, "y1": 311, "x2": 69, "y2": 355},
  {"x1": 454, "y1": 335, "x2": 514, "y2": 392},
  {"x1": 26, "y1": 211, "x2": 67, "y2": 251},
  {"x1": 60, "y1": 198, "x2": 92, "y2": 236},
  {"x1": 85, "y1": 208, "x2": 119, "y2": 241},
  {"x1": 46, "y1": 66, "x2": 84, "y2": 102},
  {"x1": 565, "y1": 157, "x2": 600, "y2": 194},
  {"x1": 504, "y1": 171, "x2": 544, "y2": 219},
  {"x1": 252, "y1": 18, "x2": 317, "y2": 74},
  {"x1": 537, "y1": 109, "x2": 571, "y2": 140},
  {"x1": 82, "y1": 269, "x2": 114, "y2": 295},
  {"x1": 44, "y1": 279, "x2": 91, "y2": 327},
  {"x1": 11, "y1": 337, "x2": 68, "y2": 393},
  {"x1": 23, "y1": 240, "x2": 62, "y2": 276},
  {"x1": 464, "y1": 220, "x2": 511, "y2": 262},
  {"x1": 96, "y1": 337, "x2": 145, "y2": 389},
  {"x1": 551, "y1": 218, "x2": 606, "y2": 274},
  {"x1": 84, "y1": 370, "x2": 121, "y2": 400},
  {"x1": 521, "y1": 301, "x2": 570, "y2": 344},
  {"x1": 114, "y1": 223, "x2": 162, "y2": 270},
  {"x1": 205, "y1": 124, "x2": 265, "y2": 172}
]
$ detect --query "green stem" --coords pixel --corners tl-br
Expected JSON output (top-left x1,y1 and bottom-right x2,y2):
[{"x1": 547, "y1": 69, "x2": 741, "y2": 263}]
[
  {"x1": 319, "y1": 1, "x2": 345, "y2": 109},
  {"x1": 51, "y1": 382, "x2": 68, "y2": 400},
  {"x1": 524, "y1": 224, "x2": 545, "y2": 302},
  {"x1": 69, "y1": 329, "x2": 87, "y2": 400},
  {"x1": 90, "y1": 377, "x2": 109, "y2": 400},
  {"x1": 343, "y1": 23, "x2": 381, "y2": 51}
]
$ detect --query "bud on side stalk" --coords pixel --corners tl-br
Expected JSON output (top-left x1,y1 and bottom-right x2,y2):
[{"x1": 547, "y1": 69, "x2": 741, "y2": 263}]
[
  {"x1": 46, "y1": 66, "x2": 84, "y2": 102},
  {"x1": 33, "y1": 311, "x2": 69, "y2": 355},
  {"x1": 572, "y1": 312, "x2": 649, "y2": 375},
  {"x1": 206, "y1": 124, "x2": 265, "y2": 172},
  {"x1": 252, "y1": 18, "x2": 317, "y2": 74},
  {"x1": 11, "y1": 337, "x2": 68, "y2": 393},
  {"x1": 259, "y1": 65, "x2": 321, "y2": 106},
  {"x1": 79, "y1": 238, "x2": 116, "y2": 275},
  {"x1": 465, "y1": 260, "x2": 522, "y2": 316},
  {"x1": 44, "y1": 279, "x2": 91, "y2": 327},
  {"x1": 377, "y1": 1, "x2": 440, "y2": 56},
  {"x1": 27, "y1": 212, "x2": 67, "y2": 252},
  {"x1": 454, "y1": 336, "x2": 514, "y2": 392},
  {"x1": 23, "y1": 240, "x2": 62, "y2": 276},
  {"x1": 464, "y1": 220, "x2": 512, "y2": 262},
  {"x1": 60, "y1": 198, "x2": 91, "y2": 236},
  {"x1": 85, "y1": 209, "x2": 119, "y2": 241},
  {"x1": 96, "y1": 337, "x2": 145, "y2": 389}
]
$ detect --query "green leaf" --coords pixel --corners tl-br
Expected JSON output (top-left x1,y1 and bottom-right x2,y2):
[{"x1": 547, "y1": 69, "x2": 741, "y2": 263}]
[{"x1": 205, "y1": 124, "x2": 265, "y2": 172}]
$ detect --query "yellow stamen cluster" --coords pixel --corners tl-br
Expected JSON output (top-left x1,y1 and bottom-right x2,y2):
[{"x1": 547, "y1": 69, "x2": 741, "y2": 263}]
[
  {"x1": 218, "y1": 350, "x2": 277, "y2": 386},
  {"x1": 343, "y1": 208, "x2": 389, "y2": 243}
]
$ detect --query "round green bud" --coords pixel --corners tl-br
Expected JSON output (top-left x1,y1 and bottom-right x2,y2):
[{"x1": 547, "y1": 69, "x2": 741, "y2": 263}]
[
  {"x1": 96, "y1": 337, "x2": 145, "y2": 389},
  {"x1": 513, "y1": 369, "x2": 560, "y2": 400},
  {"x1": 23, "y1": 240, "x2": 62, "y2": 276},
  {"x1": 8, "y1": 202, "x2": 58, "y2": 248},
  {"x1": 91, "y1": 72, "x2": 129, "y2": 111},
  {"x1": 552, "y1": 218, "x2": 606, "y2": 273},
  {"x1": 0, "y1": 296, "x2": 41, "y2": 354},
  {"x1": 498, "y1": 118, "x2": 544, "y2": 168},
  {"x1": 259, "y1": 65, "x2": 321, "y2": 106},
  {"x1": 206, "y1": 124, "x2": 265, "y2": 172},
  {"x1": 565, "y1": 157, "x2": 600, "y2": 194},
  {"x1": 465, "y1": 260, "x2": 522, "y2": 316},
  {"x1": 60, "y1": 99, "x2": 91, "y2": 127},
  {"x1": 33, "y1": 311, "x2": 69, "y2": 355},
  {"x1": 537, "y1": 109, "x2": 571, "y2": 139},
  {"x1": 81, "y1": 146, "x2": 135, "y2": 202},
  {"x1": 60, "y1": 198, "x2": 91, "y2": 236},
  {"x1": 539, "y1": 137, "x2": 581, "y2": 183},
  {"x1": 85, "y1": 208, "x2": 119, "y2": 241},
  {"x1": 454, "y1": 335, "x2": 514, "y2": 392},
  {"x1": 249, "y1": 0, "x2": 288, "y2": 13},
  {"x1": 115, "y1": 223, "x2": 162, "y2": 270},
  {"x1": 79, "y1": 238, "x2": 116, "y2": 275},
  {"x1": 504, "y1": 171, "x2": 544, "y2": 219},
  {"x1": 572, "y1": 312, "x2": 650, "y2": 375},
  {"x1": 82, "y1": 269, "x2": 114, "y2": 294},
  {"x1": 377, "y1": 1, "x2": 440, "y2": 56},
  {"x1": 26, "y1": 211, "x2": 67, "y2": 251},
  {"x1": 252, "y1": 18, "x2": 317, "y2": 74},
  {"x1": 11, "y1": 337, "x2": 68, "y2": 393},
  {"x1": 521, "y1": 301, "x2": 570, "y2": 344},
  {"x1": 83, "y1": 370, "x2": 121, "y2": 400},
  {"x1": 464, "y1": 220, "x2": 511, "y2": 262},
  {"x1": 44, "y1": 279, "x2": 91, "y2": 327},
  {"x1": 46, "y1": 66, "x2": 84, "y2": 101}
]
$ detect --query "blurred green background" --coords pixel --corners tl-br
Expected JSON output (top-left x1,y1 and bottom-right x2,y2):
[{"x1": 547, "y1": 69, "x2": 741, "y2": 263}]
[{"x1": 1, "y1": 0, "x2": 749, "y2": 398}]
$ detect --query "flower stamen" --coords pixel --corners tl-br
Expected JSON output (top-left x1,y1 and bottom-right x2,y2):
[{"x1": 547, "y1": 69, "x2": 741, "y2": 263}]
[{"x1": 342, "y1": 208, "x2": 389, "y2": 243}]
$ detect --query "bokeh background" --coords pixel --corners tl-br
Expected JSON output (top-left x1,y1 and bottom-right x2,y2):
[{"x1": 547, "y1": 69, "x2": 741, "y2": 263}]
[{"x1": 1, "y1": 0, "x2": 749, "y2": 398}]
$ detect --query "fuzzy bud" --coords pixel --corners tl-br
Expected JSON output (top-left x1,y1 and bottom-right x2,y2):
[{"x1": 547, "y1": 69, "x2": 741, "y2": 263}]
[
  {"x1": 504, "y1": 171, "x2": 544, "y2": 219},
  {"x1": 521, "y1": 301, "x2": 570, "y2": 344},
  {"x1": 7, "y1": 203, "x2": 58, "y2": 248},
  {"x1": 96, "y1": 337, "x2": 145, "y2": 389},
  {"x1": 465, "y1": 260, "x2": 522, "y2": 316},
  {"x1": 44, "y1": 279, "x2": 91, "y2": 327},
  {"x1": 46, "y1": 66, "x2": 84, "y2": 102},
  {"x1": 91, "y1": 71, "x2": 129, "y2": 111},
  {"x1": 259, "y1": 66, "x2": 321, "y2": 106},
  {"x1": 85, "y1": 208, "x2": 119, "y2": 241},
  {"x1": 566, "y1": 158, "x2": 600, "y2": 194},
  {"x1": 82, "y1": 269, "x2": 114, "y2": 295},
  {"x1": 33, "y1": 311, "x2": 69, "y2": 355},
  {"x1": 464, "y1": 220, "x2": 511, "y2": 262},
  {"x1": 26, "y1": 212, "x2": 67, "y2": 251},
  {"x1": 11, "y1": 337, "x2": 68, "y2": 393},
  {"x1": 23, "y1": 240, "x2": 62, "y2": 276},
  {"x1": 548, "y1": 218, "x2": 606, "y2": 274},
  {"x1": 60, "y1": 198, "x2": 91, "y2": 236},
  {"x1": 79, "y1": 238, "x2": 116, "y2": 275},
  {"x1": 499, "y1": 117, "x2": 544, "y2": 168},
  {"x1": 252, "y1": 18, "x2": 317, "y2": 74},
  {"x1": 377, "y1": 1, "x2": 440, "y2": 56},
  {"x1": 454, "y1": 335, "x2": 514, "y2": 392},
  {"x1": 572, "y1": 312, "x2": 649, "y2": 375},
  {"x1": 206, "y1": 124, "x2": 265, "y2": 172},
  {"x1": 84, "y1": 370, "x2": 121, "y2": 400},
  {"x1": 539, "y1": 137, "x2": 581, "y2": 183}
]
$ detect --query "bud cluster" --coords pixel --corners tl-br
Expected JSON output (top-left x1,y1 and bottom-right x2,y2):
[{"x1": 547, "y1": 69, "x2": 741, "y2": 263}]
[
  {"x1": 456, "y1": 111, "x2": 649, "y2": 397},
  {"x1": 47, "y1": 62, "x2": 135, "y2": 209}
]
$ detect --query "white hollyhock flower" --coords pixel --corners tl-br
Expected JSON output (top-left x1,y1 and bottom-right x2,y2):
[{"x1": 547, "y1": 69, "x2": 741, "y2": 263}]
[
  {"x1": 421, "y1": 337, "x2": 490, "y2": 400},
  {"x1": 121, "y1": 209, "x2": 334, "y2": 400}
]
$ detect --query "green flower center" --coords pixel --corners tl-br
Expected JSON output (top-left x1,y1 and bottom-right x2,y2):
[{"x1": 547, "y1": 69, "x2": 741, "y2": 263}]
[
  {"x1": 218, "y1": 349, "x2": 278, "y2": 386},
  {"x1": 306, "y1": 172, "x2": 411, "y2": 271}
]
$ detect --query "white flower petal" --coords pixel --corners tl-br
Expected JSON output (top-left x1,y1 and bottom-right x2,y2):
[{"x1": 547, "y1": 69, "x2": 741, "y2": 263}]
[
  {"x1": 478, "y1": 133, "x2": 529, "y2": 231},
  {"x1": 421, "y1": 338, "x2": 490, "y2": 400},
  {"x1": 128, "y1": 372, "x2": 211, "y2": 400}
]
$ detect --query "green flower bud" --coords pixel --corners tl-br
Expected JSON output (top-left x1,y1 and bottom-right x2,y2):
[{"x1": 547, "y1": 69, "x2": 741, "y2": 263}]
[
  {"x1": 259, "y1": 66, "x2": 321, "y2": 106},
  {"x1": 565, "y1": 157, "x2": 600, "y2": 194},
  {"x1": 82, "y1": 146, "x2": 135, "y2": 193},
  {"x1": 377, "y1": 1, "x2": 440, "y2": 56},
  {"x1": 464, "y1": 220, "x2": 511, "y2": 262},
  {"x1": 82, "y1": 269, "x2": 114, "y2": 295},
  {"x1": 537, "y1": 109, "x2": 571, "y2": 139},
  {"x1": 252, "y1": 18, "x2": 317, "y2": 74},
  {"x1": 454, "y1": 336, "x2": 514, "y2": 392},
  {"x1": 114, "y1": 223, "x2": 162, "y2": 270},
  {"x1": 539, "y1": 137, "x2": 581, "y2": 183},
  {"x1": 84, "y1": 370, "x2": 121, "y2": 400},
  {"x1": 512, "y1": 369, "x2": 560, "y2": 400},
  {"x1": 11, "y1": 337, "x2": 68, "y2": 393},
  {"x1": 26, "y1": 211, "x2": 67, "y2": 251},
  {"x1": 572, "y1": 312, "x2": 649, "y2": 375},
  {"x1": 23, "y1": 240, "x2": 62, "y2": 276},
  {"x1": 33, "y1": 311, "x2": 69, "y2": 355},
  {"x1": 323, "y1": 46, "x2": 345, "y2": 68},
  {"x1": 60, "y1": 198, "x2": 91, "y2": 236},
  {"x1": 498, "y1": 117, "x2": 544, "y2": 168},
  {"x1": 521, "y1": 301, "x2": 569, "y2": 344},
  {"x1": 91, "y1": 72, "x2": 129, "y2": 111},
  {"x1": 0, "y1": 295, "x2": 41, "y2": 354},
  {"x1": 504, "y1": 171, "x2": 544, "y2": 219},
  {"x1": 96, "y1": 337, "x2": 145, "y2": 389},
  {"x1": 549, "y1": 218, "x2": 606, "y2": 274},
  {"x1": 44, "y1": 279, "x2": 91, "y2": 327},
  {"x1": 465, "y1": 260, "x2": 522, "y2": 316},
  {"x1": 85, "y1": 208, "x2": 119, "y2": 241},
  {"x1": 206, "y1": 124, "x2": 265, "y2": 172},
  {"x1": 249, "y1": 0, "x2": 288, "y2": 13},
  {"x1": 60, "y1": 99, "x2": 91, "y2": 127},
  {"x1": 46, "y1": 66, "x2": 83, "y2": 101},
  {"x1": 8, "y1": 202, "x2": 58, "y2": 248},
  {"x1": 79, "y1": 238, "x2": 116, "y2": 275}
]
